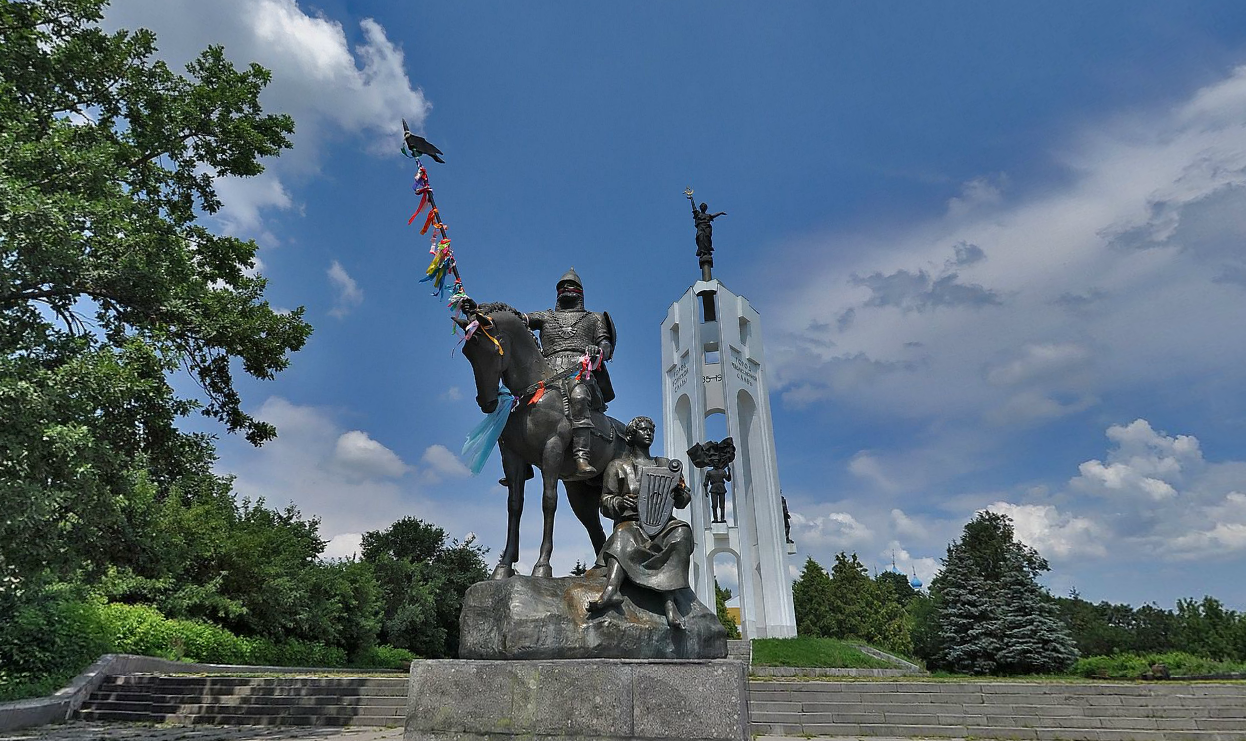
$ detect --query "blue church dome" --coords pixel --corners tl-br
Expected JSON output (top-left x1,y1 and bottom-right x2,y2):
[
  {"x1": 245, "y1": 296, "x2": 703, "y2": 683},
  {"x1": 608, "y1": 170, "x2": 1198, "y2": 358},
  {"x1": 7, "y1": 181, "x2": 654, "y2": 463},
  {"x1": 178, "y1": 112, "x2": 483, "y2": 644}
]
[{"x1": 909, "y1": 575, "x2": 923, "y2": 589}]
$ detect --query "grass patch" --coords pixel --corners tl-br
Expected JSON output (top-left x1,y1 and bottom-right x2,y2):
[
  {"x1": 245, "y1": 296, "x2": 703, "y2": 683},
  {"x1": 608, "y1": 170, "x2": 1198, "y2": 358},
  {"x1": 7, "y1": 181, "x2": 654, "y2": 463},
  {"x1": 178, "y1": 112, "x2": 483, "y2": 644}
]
[{"x1": 751, "y1": 636, "x2": 897, "y2": 669}]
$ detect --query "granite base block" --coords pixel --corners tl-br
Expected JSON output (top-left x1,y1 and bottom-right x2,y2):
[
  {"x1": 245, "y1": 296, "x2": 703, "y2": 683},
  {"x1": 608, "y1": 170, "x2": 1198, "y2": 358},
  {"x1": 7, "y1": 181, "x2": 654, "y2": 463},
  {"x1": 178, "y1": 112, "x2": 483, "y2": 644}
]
[{"x1": 405, "y1": 659, "x2": 748, "y2": 741}]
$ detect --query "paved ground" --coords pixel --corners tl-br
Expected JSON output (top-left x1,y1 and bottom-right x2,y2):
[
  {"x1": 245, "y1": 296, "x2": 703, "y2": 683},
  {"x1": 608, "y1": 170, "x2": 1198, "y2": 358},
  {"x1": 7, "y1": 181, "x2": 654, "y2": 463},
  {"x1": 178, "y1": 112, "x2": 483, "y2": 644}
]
[
  {"x1": 4, "y1": 724, "x2": 979, "y2": 741},
  {"x1": 0, "y1": 723, "x2": 403, "y2": 741}
]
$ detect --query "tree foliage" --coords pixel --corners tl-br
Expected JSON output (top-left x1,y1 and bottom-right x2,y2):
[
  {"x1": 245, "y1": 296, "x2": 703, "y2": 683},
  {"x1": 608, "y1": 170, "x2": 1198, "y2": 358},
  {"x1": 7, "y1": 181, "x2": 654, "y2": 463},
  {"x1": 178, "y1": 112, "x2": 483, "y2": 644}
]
[
  {"x1": 793, "y1": 557, "x2": 835, "y2": 638},
  {"x1": 928, "y1": 511, "x2": 1076, "y2": 675},
  {"x1": 0, "y1": 0, "x2": 311, "y2": 588},
  {"x1": 792, "y1": 553, "x2": 911, "y2": 655},
  {"x1": 361, "y1": 517, "x2": 488, "y2": 659},
  {"x1": 876, "y1": 570, "x2": 918, "y2": 605},
  {"x1": 714, "y1": 579, "x2": 741, "y2": 639}
]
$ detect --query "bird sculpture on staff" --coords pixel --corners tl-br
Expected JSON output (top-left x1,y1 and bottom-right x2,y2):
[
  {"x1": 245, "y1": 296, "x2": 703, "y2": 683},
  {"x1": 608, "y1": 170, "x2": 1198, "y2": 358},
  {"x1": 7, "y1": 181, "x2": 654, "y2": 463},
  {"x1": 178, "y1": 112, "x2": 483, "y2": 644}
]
[{"x1": 403, "y1": 118, "x2": 445, "y2": 163}]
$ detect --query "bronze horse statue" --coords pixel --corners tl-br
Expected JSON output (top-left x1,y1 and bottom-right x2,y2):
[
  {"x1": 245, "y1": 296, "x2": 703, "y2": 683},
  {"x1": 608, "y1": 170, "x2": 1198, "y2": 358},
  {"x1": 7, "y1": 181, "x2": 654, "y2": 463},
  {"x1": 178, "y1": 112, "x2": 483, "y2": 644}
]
[{"x1": 457, "y1": 303, "x2": 628, "y2": 579}]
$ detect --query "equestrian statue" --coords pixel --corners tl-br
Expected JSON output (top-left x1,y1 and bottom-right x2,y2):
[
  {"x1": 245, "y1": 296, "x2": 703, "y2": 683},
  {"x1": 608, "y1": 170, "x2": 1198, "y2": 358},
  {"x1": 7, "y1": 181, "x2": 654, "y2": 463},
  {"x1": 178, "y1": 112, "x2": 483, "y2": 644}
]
[{"x1": 456, "y1": 269, "x2": 626, "y2": 579}]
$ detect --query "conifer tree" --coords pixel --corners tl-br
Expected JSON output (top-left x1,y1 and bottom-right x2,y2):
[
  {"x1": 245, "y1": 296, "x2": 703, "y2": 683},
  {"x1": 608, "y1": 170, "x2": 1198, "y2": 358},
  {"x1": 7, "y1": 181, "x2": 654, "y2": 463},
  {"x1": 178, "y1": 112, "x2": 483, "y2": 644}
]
[
  {"x1": 827, "y1": 552, "x2": 888, "y2": 642},
  {"x1": 714, "y1": 580, "x2": 741, "y2": 639},
  {"x1": 792, "y1": 557, "x2": 835, "y2": 637},
  {"x1": 996, "y1": 567, "x2": 1078, "y2": 673},
  {"x1": 931, "y1": 511, "x2": 1077, "y2": 674}
]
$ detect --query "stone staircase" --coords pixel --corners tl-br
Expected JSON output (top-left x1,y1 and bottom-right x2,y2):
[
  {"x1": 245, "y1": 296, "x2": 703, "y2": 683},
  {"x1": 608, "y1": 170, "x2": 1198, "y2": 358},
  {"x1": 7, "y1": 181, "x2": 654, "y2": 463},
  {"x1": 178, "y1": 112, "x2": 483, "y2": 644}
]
[
  {"x1": 72, "y1": 673, "x2": 1246, "y2": 739},
  {"x1": 75, "y1": 675, "x2": 408, "y2": 727},
  {"x1": 750, "y1": 679, "x2": 1246, "y2": 740}
]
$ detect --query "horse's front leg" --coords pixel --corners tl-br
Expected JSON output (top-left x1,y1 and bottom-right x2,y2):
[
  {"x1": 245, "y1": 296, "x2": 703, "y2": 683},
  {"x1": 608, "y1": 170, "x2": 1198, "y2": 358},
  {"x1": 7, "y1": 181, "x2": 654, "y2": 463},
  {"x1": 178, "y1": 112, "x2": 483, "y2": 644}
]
[
  {"x1": 531, "y1": 437, "x2": 565, "y2": 578},
  {"x1": 492, "y1": 447, "x2": 527, "y2": 580}
]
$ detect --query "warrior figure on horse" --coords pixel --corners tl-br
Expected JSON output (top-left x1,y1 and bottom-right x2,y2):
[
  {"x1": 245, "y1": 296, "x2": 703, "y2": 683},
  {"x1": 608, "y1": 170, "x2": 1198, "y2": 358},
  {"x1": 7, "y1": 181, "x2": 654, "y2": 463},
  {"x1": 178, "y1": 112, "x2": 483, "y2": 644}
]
[
  {"x1": 522, "y1": 267, "x2": 617, "y2": 478},
  {"x1": 456, "y1": 269, "x2": 624, "y2": 578}
]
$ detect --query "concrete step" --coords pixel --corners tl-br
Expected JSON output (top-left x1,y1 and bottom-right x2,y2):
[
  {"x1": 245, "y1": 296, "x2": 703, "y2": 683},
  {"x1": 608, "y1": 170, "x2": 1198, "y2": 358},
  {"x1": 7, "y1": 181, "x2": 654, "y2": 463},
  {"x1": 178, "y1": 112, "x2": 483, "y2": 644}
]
[
  {"x1": 750, "y1": 720, "x2": 1246, "y2": 741},
  {"x1": 747, "y1": 680, "x2": 1246, "y2": 740},
  {"x1": 75, "y1": 708, "x2": 399, "y2": 726},
  {"x1": 84, "y1": 690, "x2": 409, "y2": 705},
  {"x1": 100, "y1": 676, "x2": 408, "y2": 694},
  {"x1": 76, "y1": 675, "x2": 409, "y2": 727},
  {"x1": 749, "y1": 701, "x2": 1246, "y2": 718},
  {"x1": 78, "y1": 699, "x2": 406, "y2": 714},
  {"x1": 750, "y1": 710, "x2": 1246, "y2": 729}
]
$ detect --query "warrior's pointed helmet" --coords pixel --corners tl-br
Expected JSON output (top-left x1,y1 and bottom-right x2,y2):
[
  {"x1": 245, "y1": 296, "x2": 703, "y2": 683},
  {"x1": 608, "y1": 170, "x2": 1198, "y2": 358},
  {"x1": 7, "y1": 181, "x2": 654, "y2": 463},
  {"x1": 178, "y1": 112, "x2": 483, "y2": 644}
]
[{"x1": 557, "y1": 267, "x2": 583, "y2": 294}]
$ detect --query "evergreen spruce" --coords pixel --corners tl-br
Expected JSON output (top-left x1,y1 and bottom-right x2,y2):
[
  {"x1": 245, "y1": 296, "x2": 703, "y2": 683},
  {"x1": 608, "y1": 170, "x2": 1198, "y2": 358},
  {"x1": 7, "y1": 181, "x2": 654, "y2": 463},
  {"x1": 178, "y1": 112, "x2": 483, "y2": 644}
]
[
  {"x1": 996, "y1": 567, "x2": 1078, "y2": 673},
  {"x1": 935, "y1": 552, "x2": 1002, "y2": 674},
  {"x1": 932, "y1": 511, "x2": 1077, "y2": 674}
]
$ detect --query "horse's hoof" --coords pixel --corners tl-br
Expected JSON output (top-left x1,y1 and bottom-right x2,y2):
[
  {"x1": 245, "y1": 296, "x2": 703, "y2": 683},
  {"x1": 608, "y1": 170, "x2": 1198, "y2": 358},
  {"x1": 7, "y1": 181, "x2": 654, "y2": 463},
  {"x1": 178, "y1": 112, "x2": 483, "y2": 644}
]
[
  {"x1": 531, "y1": 563, "x2": 553, "y2": 578},
  {"x1": 491, "y1": 563, "x2": 514, "y2": 580}
]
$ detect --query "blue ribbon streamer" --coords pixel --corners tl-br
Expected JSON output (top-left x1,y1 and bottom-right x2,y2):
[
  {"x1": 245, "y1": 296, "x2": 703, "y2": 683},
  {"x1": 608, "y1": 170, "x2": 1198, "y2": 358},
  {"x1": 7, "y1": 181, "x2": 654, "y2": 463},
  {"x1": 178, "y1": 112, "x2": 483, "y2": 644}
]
[{"x1": 461, "y1": 386, "x2": 514, "y2": 475}]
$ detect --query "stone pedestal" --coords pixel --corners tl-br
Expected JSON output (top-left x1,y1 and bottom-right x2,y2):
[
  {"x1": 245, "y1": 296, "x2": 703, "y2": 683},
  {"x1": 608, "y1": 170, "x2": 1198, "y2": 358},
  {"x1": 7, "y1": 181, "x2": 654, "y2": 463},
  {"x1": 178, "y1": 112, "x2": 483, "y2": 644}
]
[
  {"x1": 405, "y1": 658, "x2": 748, "y2": 741},
  {"x1": 459, "y1": 575, "x2": 726, "y2": 660}
]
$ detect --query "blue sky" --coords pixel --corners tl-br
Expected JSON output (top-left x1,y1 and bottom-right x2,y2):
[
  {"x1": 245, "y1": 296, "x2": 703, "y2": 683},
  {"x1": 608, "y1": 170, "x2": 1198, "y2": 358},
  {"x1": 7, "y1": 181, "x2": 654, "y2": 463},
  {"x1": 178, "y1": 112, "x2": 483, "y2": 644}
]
[{"x1": 104, "y1": 1, "x2": 1246, "y2": 609}]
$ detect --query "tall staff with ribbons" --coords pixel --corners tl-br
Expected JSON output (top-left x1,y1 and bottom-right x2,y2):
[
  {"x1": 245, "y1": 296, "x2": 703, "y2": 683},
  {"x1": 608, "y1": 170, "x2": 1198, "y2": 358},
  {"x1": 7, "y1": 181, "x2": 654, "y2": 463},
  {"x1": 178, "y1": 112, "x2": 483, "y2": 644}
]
[{"x1": 400, "y1": 120, "x2": 511, "y2": 468}]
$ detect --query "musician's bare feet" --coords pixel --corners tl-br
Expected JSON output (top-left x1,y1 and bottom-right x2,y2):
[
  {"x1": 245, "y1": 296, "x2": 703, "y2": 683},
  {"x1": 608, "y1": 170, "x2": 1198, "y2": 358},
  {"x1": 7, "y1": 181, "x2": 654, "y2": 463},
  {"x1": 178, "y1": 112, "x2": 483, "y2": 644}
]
[{"x1": 588, "y1": 589, "x2": 624, "y2": 611}]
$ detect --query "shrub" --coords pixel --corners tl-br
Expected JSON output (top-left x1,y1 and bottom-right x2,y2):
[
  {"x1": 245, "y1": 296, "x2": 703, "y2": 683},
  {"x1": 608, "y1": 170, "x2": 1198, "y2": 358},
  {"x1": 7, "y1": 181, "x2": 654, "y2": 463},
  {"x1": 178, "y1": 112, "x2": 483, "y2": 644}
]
[
  {"x1": 1073, "y1": 651, "x2": 1246, "y2": 679},
  {"x1": 0, "y1": 587, "x2": 111, "y2": 702},
  {"x1": 353, "y1": 644, "x2": 416, "y2": 670},
  {"x1": 96, "y1": 602, "x2": 347, "y2": 667}
]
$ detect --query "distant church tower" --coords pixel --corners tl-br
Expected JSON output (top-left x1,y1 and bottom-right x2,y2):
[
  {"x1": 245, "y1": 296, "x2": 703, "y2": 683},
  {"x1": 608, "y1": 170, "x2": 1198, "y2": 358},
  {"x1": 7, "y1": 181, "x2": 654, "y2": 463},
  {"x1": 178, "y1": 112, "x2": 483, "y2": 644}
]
[{"x1": 661, "y1": 277, "x2": 797, "y2": 638}]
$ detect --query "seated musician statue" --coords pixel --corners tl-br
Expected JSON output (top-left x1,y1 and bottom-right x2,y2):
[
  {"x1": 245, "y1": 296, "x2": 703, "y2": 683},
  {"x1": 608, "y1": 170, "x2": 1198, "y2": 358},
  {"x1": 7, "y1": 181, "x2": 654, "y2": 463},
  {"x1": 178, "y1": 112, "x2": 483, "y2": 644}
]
[{"x1": 587, "y1": 416, "x2": 694, "y2": 629}]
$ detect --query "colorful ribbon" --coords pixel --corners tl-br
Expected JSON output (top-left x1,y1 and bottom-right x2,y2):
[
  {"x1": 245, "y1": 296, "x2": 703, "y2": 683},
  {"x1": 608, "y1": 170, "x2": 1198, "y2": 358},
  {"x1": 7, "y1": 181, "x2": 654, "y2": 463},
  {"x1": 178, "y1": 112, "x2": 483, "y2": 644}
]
[
  {"x1": 577, "y1": 347, "x2": 603, "y2": 381},
  {"x1": 461, "y1": 385, "x2": 516, "y2": 475}
]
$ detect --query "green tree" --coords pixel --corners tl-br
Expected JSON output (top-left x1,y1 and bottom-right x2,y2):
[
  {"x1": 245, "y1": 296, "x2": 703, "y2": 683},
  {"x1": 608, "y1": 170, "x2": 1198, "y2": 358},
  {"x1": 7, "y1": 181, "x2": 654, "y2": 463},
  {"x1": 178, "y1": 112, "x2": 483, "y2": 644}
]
[
  {"x1": 931, "y1": 511, "x2": 1076, "y2": 675},
  {"x1": 908, "y1": 593, "x2": 941, "y2": 663},
  {"x1": 826, "y1": 552, "x2": 881, "y2": 640},
  {"x1": 0, "y1": 0, "x2": 311, "y2": 590},
  {"x1": 1131, "y1": 602, "x2": 1179, "y2": 654},
  {"x1": 870, "y1": 578, "x2": 914, "y2": 656},
  {"x1": 714, "y1": 579, "x2": 741, "y2": 639},
  {"x1": 361, "y1": 517, "x2": 488, "y2": 658},
  {"x1": 792, "y1": 557, "x2": 834, "y2": 638},
  {"x1": 995, "y1": 566, "x2": 1078, "y2": 673},
  {"x1": 1176, "y1": 596, "x2": 1240, "y2": 661},
  {"x1": 1053, "y1": 591, "x2": 1134, "y2": 657},
  {"x1": 876, "y1": 570, "x2": 918, "y2": 605}
]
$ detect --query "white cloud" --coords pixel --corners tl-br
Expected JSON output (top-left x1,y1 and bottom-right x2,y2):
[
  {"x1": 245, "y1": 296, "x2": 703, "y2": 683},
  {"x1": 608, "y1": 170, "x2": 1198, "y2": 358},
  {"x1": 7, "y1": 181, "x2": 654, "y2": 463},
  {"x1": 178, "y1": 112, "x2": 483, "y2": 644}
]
[
  {"x1": 102, "y1": 1, "x2": 428, "y2": 240},
  {"x1": 420, "y1": 444, "x2": 471, "y2": 483},
  {"x1": 984, "y1": 501, "x2": 1107, "y2": 560},
  {"x1": 327, "y1": 260, "x2": 363, "y2": 317},
  {"x1": 986, "y1": 343, "x2": 1091, "y2": 387},
  {"x1": 890, "y1": 508, "x2": 926, "y2": 539},
  {"x1": 333, "y1": 430, "x2": 409, "y2": 479},
  {"x1": 1055, "y1": 420, "x2": 1246, "y2": 559},
  {"x1": 946, "y1": 175, "x2": 1006, "y2": 218},
  {"x1": 768, "y1": 65, "x2": 1246, "y2": 429},
  {"x1": 847, "y1": 451, "x2": 899, "y2": 492},
  {"x1": 217, "y1": 396, "x2": 501, "y2": 555},
  {"x1": 1071, "y1": 419, "x2": 1201, "y2": 501},
  {"x1": 213, "y1": 172, "x2": 294, "y2": 244},
  {"x1": 322, "y1": 532, "x2": 362, "y2": 560},
  {"x1": 790, "y1": 510, "x2": 873, "y2": 550}
]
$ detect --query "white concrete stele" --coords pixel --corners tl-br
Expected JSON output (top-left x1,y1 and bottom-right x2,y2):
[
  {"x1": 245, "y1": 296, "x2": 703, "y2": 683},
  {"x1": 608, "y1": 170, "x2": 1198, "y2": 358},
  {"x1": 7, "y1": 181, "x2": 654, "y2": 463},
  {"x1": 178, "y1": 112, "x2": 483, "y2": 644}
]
[{"x1": 660, "y1": 279, "x2": 796, "y2": 638}]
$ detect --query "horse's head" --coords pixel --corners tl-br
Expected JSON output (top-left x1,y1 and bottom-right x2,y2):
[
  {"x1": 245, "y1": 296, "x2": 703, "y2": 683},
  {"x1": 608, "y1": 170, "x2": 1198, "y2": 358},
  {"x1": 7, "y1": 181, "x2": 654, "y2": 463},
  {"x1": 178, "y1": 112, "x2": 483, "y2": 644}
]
[
  {"x1": 457, "y1": 302, "x2": 541, "y2": 413},
  {"x1": 458, "y1": 315, "x2": 509, "y2": 413}
]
